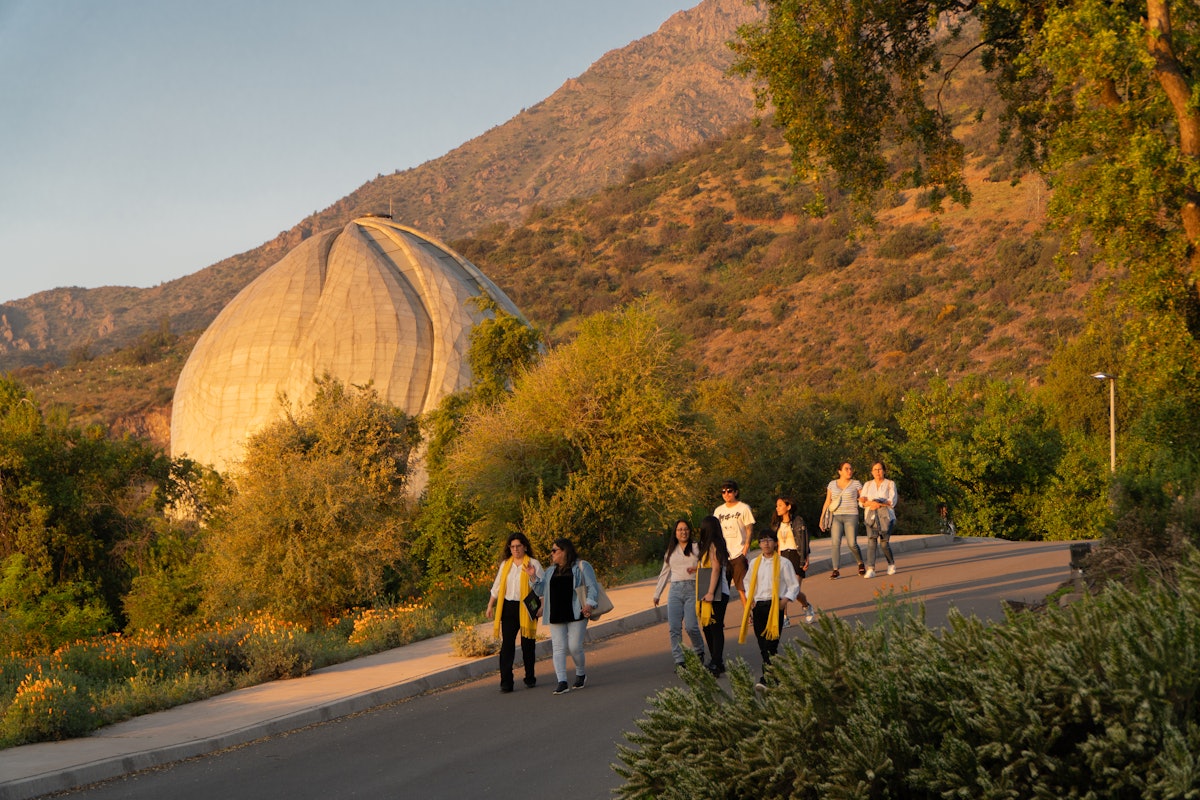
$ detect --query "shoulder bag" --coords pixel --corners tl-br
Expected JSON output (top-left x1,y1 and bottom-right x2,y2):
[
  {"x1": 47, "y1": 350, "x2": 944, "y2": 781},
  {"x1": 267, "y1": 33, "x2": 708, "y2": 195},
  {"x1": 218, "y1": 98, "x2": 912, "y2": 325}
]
[{"x1": 576, "y1": 581, "x2": 615, "y2": 621}]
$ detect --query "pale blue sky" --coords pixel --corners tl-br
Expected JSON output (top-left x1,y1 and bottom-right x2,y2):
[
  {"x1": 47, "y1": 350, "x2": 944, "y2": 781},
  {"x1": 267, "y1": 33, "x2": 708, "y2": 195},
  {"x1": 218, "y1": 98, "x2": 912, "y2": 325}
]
[{"x1": 0, "y1": 0, "x2": 696, "y2": 303}]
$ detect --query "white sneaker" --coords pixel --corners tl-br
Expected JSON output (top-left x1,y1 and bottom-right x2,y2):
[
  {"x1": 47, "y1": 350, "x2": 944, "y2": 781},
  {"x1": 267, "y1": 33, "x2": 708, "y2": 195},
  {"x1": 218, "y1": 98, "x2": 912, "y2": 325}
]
[
  {"x1": 782, "y1": 614, "x2": 791, "y2": 628},
  {"x1": 864, "y1": 567, "x2": 875, "y2": 579},
  {"x1": 887, "y1": 564, "x2": 896, "y2": 575},
  {"x1": 804, "y1": 605, "x2": 816, "y2": 624}
]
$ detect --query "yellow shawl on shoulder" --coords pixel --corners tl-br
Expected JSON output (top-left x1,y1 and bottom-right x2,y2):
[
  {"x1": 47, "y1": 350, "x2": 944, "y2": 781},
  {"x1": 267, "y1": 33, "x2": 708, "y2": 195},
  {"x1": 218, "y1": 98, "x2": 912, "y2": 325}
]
[
  {"x1": 493, "y1": 555, "x2": 538, "y2": 639},
  {"x1": 738, "y1": 554, "x2": 781, "y2": 643}
]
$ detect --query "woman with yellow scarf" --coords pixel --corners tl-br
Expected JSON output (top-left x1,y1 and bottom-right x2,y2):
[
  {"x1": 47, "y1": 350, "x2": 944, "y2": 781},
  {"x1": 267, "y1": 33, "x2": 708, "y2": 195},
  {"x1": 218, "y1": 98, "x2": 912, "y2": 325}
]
[
  {"x1": 486, "y1": 532, "x2": 544, "y2": 693},
  {"x1": 696, "y1": 515, "x2": 731, "y2": 677},
  {"x1": 739, "y1": 528, "x2": 799, "y2": 690}
]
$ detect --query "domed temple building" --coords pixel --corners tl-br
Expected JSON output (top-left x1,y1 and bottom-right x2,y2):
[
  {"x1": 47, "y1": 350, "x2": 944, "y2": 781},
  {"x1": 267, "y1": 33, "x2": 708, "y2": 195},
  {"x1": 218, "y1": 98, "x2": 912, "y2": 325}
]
[{"x1": 171, "y1": 216, "x2": 528, "y2": 472}]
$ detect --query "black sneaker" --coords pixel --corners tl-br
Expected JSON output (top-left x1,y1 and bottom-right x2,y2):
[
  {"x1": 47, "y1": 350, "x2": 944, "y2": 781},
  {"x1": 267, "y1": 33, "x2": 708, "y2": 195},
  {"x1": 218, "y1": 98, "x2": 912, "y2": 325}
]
[
  {"x1": 573, "y1": 674, "x2": 587, "y2": 689},
  {"x1": 499, "y1": 684, "x2": 514, "y2": 694},
  {"x1": 523, "y1": 677, "x2": 537, "y2": 688},
  {"x1": 553, "y1": 681, "x2": 570, "y2": 695}
]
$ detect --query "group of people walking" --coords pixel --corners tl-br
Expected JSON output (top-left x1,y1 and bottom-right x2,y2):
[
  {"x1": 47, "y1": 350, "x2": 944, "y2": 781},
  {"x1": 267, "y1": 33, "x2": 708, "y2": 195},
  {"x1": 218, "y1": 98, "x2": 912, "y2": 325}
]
[
  {"x1": 655, "y1": 463, "x2": 899, "y2": 687},
  {"x1": 486, "y1": 461, "x2": 900, "y2": 694}
]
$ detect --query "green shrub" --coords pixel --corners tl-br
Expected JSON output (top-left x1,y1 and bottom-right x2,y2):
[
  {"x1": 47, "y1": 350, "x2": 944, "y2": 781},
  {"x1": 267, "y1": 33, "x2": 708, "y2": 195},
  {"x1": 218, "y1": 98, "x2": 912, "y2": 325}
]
[
  {"x1": 734, "y1": 187, "x2": 782, "y2": 219},
  {"x1": 877, "y1": 223, "x2": 943, "y2": 259},
  {"x1": 450, "y1": 622, "x2": 498, "y2": 657},
  {"x1": 810, "y1": 239, "x2": 858, "y2": 271},
  {"x1": 1, "y1": 671, "x2": 93, "y2": 744},
  {"x1": 616, "y1": 551, "x2": 1200, "y2": 798},
  {"x1": 237, "y1": 619, "x2": 314, "y2": 683}
]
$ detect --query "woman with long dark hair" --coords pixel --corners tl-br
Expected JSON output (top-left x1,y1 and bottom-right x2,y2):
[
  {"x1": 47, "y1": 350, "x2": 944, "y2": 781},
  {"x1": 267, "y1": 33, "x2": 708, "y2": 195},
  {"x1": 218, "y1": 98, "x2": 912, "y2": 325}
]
[
  {"x1": 485, "y1": 532, "x2": 543, "y2": 693},
  {"x1": 772, "y1": 495, "x2": 815, "y2": 623},
  {"x1": 653, "y1": 519, "x2": 705, "y2": 668},
  {"x1": 696, "y1": 515, "x2": 731, "y2": 676},
  {"x1": 531, "y1": 537, "x2": 600, "y2": 695}
]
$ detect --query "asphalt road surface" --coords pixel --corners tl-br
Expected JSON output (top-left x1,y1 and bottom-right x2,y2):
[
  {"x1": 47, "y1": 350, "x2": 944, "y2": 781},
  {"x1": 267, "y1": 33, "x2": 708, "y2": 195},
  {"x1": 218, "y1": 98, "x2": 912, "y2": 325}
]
[{"x1": 54, "y1": 539, "x2": 1075, "y2": 800}]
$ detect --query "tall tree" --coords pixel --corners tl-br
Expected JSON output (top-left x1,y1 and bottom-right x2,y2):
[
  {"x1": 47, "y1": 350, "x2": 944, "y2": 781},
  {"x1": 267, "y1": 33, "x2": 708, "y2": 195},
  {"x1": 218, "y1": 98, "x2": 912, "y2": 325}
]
[
  {"x1": 203, "y1": 378, "x2": 419, "y2": 625},
  {"x1": 448, "y1": 305, "x2": 707, "y2": 570},
  {"x1": 0, "y1": 376, "x2": 176, "y2": 650},
  {"x1": 734, "y1": 0, "x2": 1200, "y2": 502}
]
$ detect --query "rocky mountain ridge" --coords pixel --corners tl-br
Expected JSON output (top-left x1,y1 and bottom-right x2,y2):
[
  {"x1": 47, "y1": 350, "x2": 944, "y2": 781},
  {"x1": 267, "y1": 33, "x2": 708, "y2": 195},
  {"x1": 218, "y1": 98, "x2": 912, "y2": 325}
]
[{"x1": 0, "y1": 0, "x2": 760, "y2": 369}]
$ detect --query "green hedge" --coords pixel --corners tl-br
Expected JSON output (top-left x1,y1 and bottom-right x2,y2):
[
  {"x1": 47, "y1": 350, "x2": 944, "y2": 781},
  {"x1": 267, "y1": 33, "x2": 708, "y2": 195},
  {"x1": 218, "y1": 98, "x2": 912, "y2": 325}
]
[{"x1": 616, "y1": 551, "x2": 1200, "y2": 799}]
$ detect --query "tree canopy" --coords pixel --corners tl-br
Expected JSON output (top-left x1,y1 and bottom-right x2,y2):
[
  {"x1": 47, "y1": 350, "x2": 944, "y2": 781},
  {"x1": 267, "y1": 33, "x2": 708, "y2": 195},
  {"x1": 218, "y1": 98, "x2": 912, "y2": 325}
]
[
  {"x1": 733, "y1": 0, "x2": 1199, "y2": 285},
  {"x1": 203, "y1": 378, "x2": 419, "y2": 626},
  {"x1": 448, "y1": 305, "x2": 707, "y2": 570}
]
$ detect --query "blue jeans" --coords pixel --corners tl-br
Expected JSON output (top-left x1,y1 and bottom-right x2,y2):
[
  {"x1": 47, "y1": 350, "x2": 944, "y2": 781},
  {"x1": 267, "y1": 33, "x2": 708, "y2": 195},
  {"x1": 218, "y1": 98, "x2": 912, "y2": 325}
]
[
  {"x1": 830, "y1": 514, "x2": 864, "y2": 571},
  {"x1": 667, "y1": 580, "x2": 705, "y2": 665},
  {"x1": 549, "y1": 619, "x2": 588, "y2": 682},
  {"x1": 866, "y1": 516, "x2": 895, "y2": 568}
]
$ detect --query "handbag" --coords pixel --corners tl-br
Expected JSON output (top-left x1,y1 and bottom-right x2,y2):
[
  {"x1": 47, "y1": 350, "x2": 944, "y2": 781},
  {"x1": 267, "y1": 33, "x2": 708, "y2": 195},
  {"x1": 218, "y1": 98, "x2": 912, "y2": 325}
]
[
  {"x1": 522, "y1": 590, "x2": 541, "y2": 618},
  {"x1": 822, "y1": 488, "x2": 842, "y2": 531},
  {"x1": 576, "y1": 581, "x2": 615, "y2": 621}
]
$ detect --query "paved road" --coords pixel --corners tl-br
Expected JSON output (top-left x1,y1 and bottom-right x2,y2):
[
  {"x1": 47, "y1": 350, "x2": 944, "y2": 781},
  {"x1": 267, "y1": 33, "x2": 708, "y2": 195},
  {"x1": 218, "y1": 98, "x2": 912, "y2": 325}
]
[{"x1": 51, "y1": 539, "x2": 1075, "y2": 800}]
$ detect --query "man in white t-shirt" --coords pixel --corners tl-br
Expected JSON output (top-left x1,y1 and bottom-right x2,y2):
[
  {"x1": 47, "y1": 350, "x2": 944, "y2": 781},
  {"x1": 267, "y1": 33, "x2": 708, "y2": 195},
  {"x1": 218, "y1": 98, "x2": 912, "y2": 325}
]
[{"x1": 713, "y1": 479, "x2": 754, "y2": 605}]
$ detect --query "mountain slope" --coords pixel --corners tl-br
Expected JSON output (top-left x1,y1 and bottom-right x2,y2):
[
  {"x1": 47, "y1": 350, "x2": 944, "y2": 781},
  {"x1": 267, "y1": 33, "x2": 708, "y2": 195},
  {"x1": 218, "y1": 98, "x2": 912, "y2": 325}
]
[
  {"x1": 18, "y1": 115, "x2": 1098, "y2": 451},
  {"x1": 0, "y1": 0, "x2": 759, "y2": 368}
]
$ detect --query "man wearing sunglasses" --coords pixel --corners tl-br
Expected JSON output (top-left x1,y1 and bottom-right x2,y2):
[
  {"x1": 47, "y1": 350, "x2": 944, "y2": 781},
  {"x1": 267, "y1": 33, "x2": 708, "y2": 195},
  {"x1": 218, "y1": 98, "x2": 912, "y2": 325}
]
[{"x1": 714, "y1": 479, "x2": 754, "y2": 606}]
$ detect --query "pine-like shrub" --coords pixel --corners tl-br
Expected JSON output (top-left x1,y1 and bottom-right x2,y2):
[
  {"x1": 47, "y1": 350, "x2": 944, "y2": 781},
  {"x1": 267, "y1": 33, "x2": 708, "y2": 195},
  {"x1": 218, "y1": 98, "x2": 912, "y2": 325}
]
[{"x1": 616, "y1": 550, "x2": 1200, "y2": 799}]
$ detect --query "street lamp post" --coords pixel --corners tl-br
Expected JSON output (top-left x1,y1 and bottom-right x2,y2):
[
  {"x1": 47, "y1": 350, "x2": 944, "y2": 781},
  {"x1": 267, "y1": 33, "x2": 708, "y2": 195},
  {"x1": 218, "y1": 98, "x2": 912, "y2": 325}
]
[{"x1": 1091, "y1": 373, "x2": 1116, "y2": 473}]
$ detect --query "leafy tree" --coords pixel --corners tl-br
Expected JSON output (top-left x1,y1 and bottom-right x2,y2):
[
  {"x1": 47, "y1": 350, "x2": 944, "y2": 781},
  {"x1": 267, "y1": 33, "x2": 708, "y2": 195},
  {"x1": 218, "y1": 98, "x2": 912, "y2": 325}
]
[
  {"x1": 696, "y1": 380, "x2": 902, "y2": 532},
  {"x1": 731, "y1": 0, "x2": 973, "y2": 209},
  {"x1": 203, "y1": 378, "x2": 419, "y2": 626},
  {"x1": 898, "y1": 377, "x2": 1064, "y2": 539},
  {"x1": 0, "y1": 376, "x2": 179, "y2": 651},
  {"x1": 732, "y1": 0, "x2": 1199, "y2": 280},
  {"x1": 410, "y1": 303, "x2": 543, "y2": 586},
  {"x1": 448, "y1": 305, "x2": 708, "y2": 571},
  {"x1": 464, "y1": 296, "x2": 544, "y2": 405}
]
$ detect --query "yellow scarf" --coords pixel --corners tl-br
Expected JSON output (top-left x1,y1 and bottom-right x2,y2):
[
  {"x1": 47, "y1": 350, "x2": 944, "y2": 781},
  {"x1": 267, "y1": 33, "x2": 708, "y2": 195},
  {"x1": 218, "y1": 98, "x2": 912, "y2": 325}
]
[
  {"x1": 695, "y1": 552, "x2": 714, "y2": 627},
  {"x1": 739, "y1": 553, "x2": 782, "y2": 643},
  {"x1": 493, "y1": 555, "x2": 538, "y2": 639}
]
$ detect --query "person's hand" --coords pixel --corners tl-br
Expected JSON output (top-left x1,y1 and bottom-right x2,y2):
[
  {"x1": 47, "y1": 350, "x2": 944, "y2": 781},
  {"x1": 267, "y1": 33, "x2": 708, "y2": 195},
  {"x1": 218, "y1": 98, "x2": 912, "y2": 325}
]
[
  {"x1": 583, "y1": 604, "x2": 594, "y2": 618},
  {"x1": 653, "y1": 596, "x2": 660, "y2": 607},
  {"x1": 703, "y1": 593, "x2": 714, "y2": 602},
  {"x1": 524, "y1": 563, "x2": 538, "y2": 578},
  {"x1": 485, "y1": 605, "x2": 494, "y2": 620},
  {"x1": 687, "y1": 566, "x2": 697, "y2": 574}
]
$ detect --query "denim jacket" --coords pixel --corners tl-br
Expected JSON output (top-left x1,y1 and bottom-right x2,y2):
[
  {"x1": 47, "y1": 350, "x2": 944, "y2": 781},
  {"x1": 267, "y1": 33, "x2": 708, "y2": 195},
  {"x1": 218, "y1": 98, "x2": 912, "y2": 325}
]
[{"x1": 533, "y1": 560, "x2": 600, "y2": 623}]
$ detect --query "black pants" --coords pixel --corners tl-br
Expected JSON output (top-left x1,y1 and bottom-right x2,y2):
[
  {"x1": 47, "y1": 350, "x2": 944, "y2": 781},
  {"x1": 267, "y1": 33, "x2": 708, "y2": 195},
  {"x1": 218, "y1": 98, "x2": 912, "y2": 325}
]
[
  {"x1": 752, "y1": 600, "x2": 783, "y2": 676},
  {"x1": 499, "y1": 599, "x2": 536, "y2": 689},
  {"x1": 702, "y1": 593, "x2": 729, "y2": 670}
]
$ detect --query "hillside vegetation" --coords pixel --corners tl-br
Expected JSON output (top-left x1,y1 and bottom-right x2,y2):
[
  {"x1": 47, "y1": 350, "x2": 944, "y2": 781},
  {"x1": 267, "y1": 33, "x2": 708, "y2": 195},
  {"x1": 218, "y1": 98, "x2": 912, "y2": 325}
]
[
  {"x1": 458, "y1": 120, "x2": 1087, "y2": 392},
  {"x1": 14, "y1": 113, "x2": 1090, "y2": 449}
]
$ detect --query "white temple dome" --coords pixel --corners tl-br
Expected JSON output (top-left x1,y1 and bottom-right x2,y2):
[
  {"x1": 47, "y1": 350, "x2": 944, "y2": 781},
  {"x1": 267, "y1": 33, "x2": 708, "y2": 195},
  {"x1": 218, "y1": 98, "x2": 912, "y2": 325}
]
[{"x1": 171, "y1": 216, "x2": 527, "y2": 472}]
